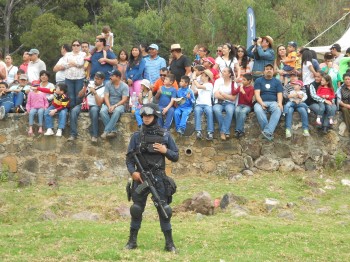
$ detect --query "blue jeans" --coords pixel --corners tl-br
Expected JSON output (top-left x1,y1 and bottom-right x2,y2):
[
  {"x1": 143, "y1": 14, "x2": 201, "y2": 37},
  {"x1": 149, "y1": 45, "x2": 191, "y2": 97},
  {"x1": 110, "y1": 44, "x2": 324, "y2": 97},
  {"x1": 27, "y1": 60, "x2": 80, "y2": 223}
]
[
  {"x1": 0, "y1": 93, "x2": 14, "y2": 114},
  {"x1": 100, "y1": 104, "x2": 125, "y2": 133},
  {"x1": 283, "y1": 101, "x2": 308, "y2": 115},
  {"x1": 29, "y1": 108, "x2": 45, "y2": 126},
  {"x1": 285, "y1": 105, "x2": 309, "y2": 130},
  {"x1": 70, "y1": 104, "x2": 101, "y2": 137},
  {"x1": 174, "y1": 107, "x2": 192, "y2": 130},
  {"x1": 235, "y1": 105, "x2": 251, "y2": 133},
  {"x1": 135, "y1": 108, "x2": 143, "y2": 127},
  {"x1": 254, "y1": 101, "x2": 282, "y2": 135},
  {"x1": 158, "y1": 106, "x2": 174, "y2": 130},
  {"x1": 213, "y1": 102, "x2": 235, "y2": 134},
  {"x1": 65, "y1": 78, "x2": 84, "y2": 109},
  {"x1": 45, "y1": 105, "x2": 68, "y2": 129},
  {"x1": 13, "y1": 92, "x2": 24, "y2": 107},
  {"x1": 317, "y1": 102, "x2": 336, "y2": 119},
  {"x1": 194, "y1": 104, "x2": 214, "y2": 132}
]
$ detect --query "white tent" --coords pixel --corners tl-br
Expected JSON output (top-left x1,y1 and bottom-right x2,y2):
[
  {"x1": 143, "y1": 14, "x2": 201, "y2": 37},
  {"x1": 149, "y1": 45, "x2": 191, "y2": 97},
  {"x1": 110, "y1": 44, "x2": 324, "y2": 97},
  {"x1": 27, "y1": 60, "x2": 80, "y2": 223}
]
[{"x1": 308, "y1": 26, "x2": 350, "y2": 55}]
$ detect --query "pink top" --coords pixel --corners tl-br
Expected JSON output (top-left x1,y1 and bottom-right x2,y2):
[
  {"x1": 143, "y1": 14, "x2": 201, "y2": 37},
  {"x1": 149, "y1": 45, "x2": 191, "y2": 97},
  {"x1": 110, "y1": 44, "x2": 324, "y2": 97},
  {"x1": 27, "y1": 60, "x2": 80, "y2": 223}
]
[{"x1": 26, "y1": 91, "x2": 49, "y2": 112}]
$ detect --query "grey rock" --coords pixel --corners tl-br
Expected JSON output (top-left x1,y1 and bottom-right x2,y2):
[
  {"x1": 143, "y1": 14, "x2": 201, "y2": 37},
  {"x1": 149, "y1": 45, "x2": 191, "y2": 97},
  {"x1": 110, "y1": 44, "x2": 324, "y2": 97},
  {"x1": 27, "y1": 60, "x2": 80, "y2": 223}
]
[
  {"x1": 278, "y1": 210, "x2": 295, "y2": 220},
  {"x1": 188, "y1": 191, "x2": 214, "y2": 215},
  {"x1": 72, "y1": 211, "x2": 100, "y2": 221},
  {"x1": 265, "y1": 198, "x2": 280, "y2": 212},
  {"x1": 254, "y1": 156, "x2": 279, "y2": 171},
  {"x1": 279, "y1": 158, "x2": 295, "y2": 172},
  {"x1": 40, "y1": 210, "x2": 57, "y2": 221},
  {"x1": 228, "y1": 173, "x2": 243, "y2": 181},
  {"x1": 17, "y1": 176, "x2": 31, "y2": 188},
  {"x1": 231, "y1": 205, "x2": 249, "y2": 217},
  {"x1": 300, "y1": 197, "x2": 320, "y2": 206},
  {"x1": 243, "y1": 156, "x2": 254, "y2": 169},
  {"x1": 242, "y1": 169, "x2": 254, "y2": 176},
  {"x1": 220, "y1": 193, "x2": 248, "y2": 209},
  {"x1": 316, "y1": 206, "x2": 332, "y2": 214},
  {"x1": 304, "y1": 158, "x2": 317, "y2": 171},
  {"x1": 291, "y1": 150, "x2": 309, "y2": 165}
]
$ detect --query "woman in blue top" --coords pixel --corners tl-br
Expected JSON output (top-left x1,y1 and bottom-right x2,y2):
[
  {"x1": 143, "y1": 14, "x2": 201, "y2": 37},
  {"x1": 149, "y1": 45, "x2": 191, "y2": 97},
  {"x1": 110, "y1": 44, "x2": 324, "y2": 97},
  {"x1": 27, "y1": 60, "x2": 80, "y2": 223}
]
[{"x1": 126, "y1": 46, "x2": 146, "y2": 97}]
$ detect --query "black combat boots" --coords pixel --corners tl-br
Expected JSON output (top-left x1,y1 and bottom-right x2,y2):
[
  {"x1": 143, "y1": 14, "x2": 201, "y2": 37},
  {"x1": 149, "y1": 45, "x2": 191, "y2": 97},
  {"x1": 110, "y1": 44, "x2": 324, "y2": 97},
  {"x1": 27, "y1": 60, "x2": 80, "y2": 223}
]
[
  {"x1": 163, "y1": 229, "x2": 176, "y2": 253},
  {"x1": 125, "y1": 228, "x2": 138, "y2": 250}
]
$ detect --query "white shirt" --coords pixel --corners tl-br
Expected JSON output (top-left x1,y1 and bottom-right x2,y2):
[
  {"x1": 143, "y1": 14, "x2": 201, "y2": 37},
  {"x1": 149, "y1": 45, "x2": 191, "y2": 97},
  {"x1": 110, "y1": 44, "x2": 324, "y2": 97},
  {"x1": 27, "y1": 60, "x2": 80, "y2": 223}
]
[
  {"x1": 213, "y1": 78, "x2": 236, "y2": 103},
  {"x1": 215, "y1": 56, "x2": 238, "y2": 77},
  {"x1": 27, "y1": 59, "x2": 46, "y2": 82},
  {"x1": 302, "y1": 61, "x2": 315, "y2": 85},
  {"x1": 87, "y1": 82, "x2": 105, "y2": 106},
  {"x1": 196, "y1": 82, "x2": 213, "y2": 106},
  {"x1": 6, "y1": 65, "x2": 18, "y2": 84},
  {"x1": 55, "y1": 56, "x2": 66, "y2": 83}
]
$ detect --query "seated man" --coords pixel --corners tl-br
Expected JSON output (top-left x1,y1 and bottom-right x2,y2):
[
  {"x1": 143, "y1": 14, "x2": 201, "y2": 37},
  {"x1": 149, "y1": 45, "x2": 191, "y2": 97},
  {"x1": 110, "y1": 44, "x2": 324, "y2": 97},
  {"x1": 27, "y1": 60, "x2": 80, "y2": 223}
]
[
  {"x1": 254, "y1": 63, "x2": 283, "y2": 141},
  {"x1": 100, "y1": 69, "x2": 129, "y2": 138},
  {"x1": 68, "y1": 71, "x2": 105, "y2": 142}
]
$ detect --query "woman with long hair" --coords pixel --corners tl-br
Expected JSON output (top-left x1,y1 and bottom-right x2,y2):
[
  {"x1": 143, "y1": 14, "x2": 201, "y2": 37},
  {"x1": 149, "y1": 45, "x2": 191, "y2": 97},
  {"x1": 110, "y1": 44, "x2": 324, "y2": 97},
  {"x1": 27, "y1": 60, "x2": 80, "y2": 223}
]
[
  {"x1": 212, "y1": 67, "x2": 237, "y2": 140},
  {"x1": 274, "y1": 44, "x2": 287, "y2": 82},
  {"x1": 214, "y1": 43, "x2": 240, "y2": 80},
  {"x1": 126, "y1": 46, "x2": 146, "y2": 97},
  {"x1": 116, "y1": 49, "x2": 129, "y2": 82},
  {"x1": 236, "y1": 45, "x2": 251, "y2": 84},
  {"x1": 301, "y1": 49, "x2": 317, "y2": 87}
]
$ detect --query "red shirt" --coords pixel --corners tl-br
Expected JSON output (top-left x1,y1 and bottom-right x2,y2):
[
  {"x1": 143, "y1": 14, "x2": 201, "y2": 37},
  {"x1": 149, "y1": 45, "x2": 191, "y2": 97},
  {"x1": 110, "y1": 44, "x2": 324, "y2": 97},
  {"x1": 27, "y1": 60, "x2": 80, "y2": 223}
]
[
  {"x1": 19, "y1": 63, "x2": 28, "y2": 73},
  {"x1": 316, "y1": 86, "x2": 335, "y2": 101},
  {"x1": 232, "y1": 85, "x2": 254, "y2": 107}
]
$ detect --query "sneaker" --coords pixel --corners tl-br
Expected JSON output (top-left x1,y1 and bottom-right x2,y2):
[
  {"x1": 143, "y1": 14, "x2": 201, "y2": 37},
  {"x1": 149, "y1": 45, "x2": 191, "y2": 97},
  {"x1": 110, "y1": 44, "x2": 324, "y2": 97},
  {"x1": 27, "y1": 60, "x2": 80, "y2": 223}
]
[
  {"x1": 262, "y1": 131, "x2": 273, "y2": 141},
  {"x1": 316, "y1": 117, "x2": 322, "y2": 126},
  {"x1": 285, "y1": 129, "x2": 292, "y2": 138},
  {"x1": 0, "y1": 106, "x2": 5, "y2": 120},
  {"x1": 177, "y1": 129, "x2": 184, "y2": 135},
  {"x1": 107, "y1": 132, "x2": 117, "y2": 138},
  {"x1": 307, "y1": 108, "x2": 311, "y2": 114},
  {"x1": 303, "y1": 129, "x2": 310, "y2": 137},
  {"x1": 196, "y1": 131, "x2": 202, "y2": 139},
  {"x1": 329, "y1": 118, "x2": 334, "y2": 125},
  {"x1": 44, "y1": 128, "x2": 54, "y2": 136},
  {"x1": 67, "y1": 136, "x2": 76, "y2": 141},
  {"x1": 225, "y1": 134, "x2": 230, "y2": 139},
  {"x1": 238, "y1": 132, "x2": 245, "y2": 138},
  {"x1": 101, "y1": 132, "x2": 108, "y2": 139},
  {"x1": 56, "y1": 129, "x2": 62, "y2": 137},
  {"x1": 91, "y1": 137, "x2": 98, "y2": 142},
  {"x1": 234, "y1": 131, "x2": 240, "y2": 138},
  {"x1": 206, "y1": 132, "x2": 213, "y2": 141}
]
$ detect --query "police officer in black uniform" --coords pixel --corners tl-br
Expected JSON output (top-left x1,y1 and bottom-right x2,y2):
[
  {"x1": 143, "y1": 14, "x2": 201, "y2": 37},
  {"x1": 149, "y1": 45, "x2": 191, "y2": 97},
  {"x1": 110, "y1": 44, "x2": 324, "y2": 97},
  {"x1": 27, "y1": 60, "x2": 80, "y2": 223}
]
[{"x1": 125, "y1": 103, "x2": 179, "y2": 252}]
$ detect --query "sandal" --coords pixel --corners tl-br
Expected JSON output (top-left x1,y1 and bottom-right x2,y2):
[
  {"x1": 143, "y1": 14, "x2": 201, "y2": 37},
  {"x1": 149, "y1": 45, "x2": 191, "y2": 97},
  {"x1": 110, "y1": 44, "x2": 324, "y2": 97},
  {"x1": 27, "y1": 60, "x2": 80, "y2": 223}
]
[
  {"x1": 28, "y1": 130, "x2": 33, "y2": 136},
  {"x1": 38, "y1": 127, "x2": 43, "y2": 134}
]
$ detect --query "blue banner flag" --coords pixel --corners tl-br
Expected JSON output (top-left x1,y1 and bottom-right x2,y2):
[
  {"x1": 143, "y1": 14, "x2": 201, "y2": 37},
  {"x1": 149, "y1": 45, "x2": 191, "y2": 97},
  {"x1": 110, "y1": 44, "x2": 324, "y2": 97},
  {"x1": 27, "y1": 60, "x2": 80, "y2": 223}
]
[{"x1": 247, "y1": 7, "x2": 256, "y2": 48}]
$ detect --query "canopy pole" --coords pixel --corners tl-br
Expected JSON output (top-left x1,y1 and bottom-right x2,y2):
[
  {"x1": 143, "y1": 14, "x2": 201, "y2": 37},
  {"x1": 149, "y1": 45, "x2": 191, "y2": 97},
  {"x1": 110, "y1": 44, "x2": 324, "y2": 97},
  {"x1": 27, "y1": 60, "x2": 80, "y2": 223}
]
[{"x1": 304, "y1": 11, "x2": 350, "y2": 47}]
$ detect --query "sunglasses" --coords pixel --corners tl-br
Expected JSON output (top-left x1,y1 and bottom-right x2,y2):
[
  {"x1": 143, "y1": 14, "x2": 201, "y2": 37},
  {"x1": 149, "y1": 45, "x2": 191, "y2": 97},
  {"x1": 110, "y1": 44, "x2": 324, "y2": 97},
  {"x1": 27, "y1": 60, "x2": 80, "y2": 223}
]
[{"x1": 72, "y1": 44, "x2": 80, "y2": 47}]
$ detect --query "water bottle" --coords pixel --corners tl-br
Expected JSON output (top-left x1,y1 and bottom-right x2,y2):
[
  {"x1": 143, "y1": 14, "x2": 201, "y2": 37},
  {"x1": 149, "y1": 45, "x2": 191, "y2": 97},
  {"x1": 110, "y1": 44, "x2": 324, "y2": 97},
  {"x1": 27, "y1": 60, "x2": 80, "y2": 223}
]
[{"x1": 131, "y1": 92, "x2": 137, "y2": 114}]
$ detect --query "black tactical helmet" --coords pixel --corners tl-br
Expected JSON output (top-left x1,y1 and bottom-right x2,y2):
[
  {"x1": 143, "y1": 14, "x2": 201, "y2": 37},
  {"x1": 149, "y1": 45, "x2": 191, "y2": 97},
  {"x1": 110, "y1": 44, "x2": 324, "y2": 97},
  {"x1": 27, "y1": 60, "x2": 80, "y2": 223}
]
[{"x1": 140, "y1": 103, "x2": 162, "y2": 118}]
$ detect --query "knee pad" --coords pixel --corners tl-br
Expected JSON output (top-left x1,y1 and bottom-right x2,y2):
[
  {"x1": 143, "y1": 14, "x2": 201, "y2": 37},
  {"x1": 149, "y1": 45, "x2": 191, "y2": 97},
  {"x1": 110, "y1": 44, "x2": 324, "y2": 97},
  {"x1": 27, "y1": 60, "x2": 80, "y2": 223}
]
[
  {"x1": 130, "y1": 204, "x2": 143, "y2": 219},
  {"x1": 160, "y1": 205, "x2": 172, "y2": 219}
]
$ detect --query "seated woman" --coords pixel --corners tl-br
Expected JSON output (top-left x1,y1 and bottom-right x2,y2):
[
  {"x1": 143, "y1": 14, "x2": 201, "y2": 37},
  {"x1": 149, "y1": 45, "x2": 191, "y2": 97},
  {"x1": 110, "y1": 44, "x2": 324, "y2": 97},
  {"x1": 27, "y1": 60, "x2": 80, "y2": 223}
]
[
  {"x1": 338, "y1": 73, "x2": 350, "y2": 133},
  {"x1": 213, "y1": 67, "x2": 237, "y2": 140}
]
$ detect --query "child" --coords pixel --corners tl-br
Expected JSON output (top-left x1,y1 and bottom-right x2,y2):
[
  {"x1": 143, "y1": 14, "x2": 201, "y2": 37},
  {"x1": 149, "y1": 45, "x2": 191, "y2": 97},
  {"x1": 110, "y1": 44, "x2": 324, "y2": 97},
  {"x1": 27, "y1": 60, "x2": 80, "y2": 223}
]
[
  {"x1": 190, "y1": 65, "x2": 205, "y2": 95},
  {"x1": 231, "y1": 73, "x2": 255, "y2": 138},
  {"x1": 283, "y1": 79, "x2": 308, "y2": 115},
  {"x1": 152, "y1": 67, "x2": 178, "y2": 96},
  {"x1": 97, "y1": 25, "x2": 114, "y2": 65},
  {"x1": 26, "y1": 81, "x2": 49, "y2": 135},
  {"x1": 155, "y1": 74, "x2": 177, "y2": 129},
  {"x1": 35, "y1": 83, "x2": 70, "y2": 137},
  {"x1": 192, "y1": 69, "x2": 214, "y2": 140},
  {"x1": 9, "y1": 74, "x2": 31, "y2": 112},
  {"x1": 0, "y1": 81, "x2": 14, "y2": 120},
  {"x1": 282, "y1": 41, "x2": 297, "y2": 85},
  {"x1": 174, "y1": 76, "x2": 195, "y2": 135},
  {"x1": 316, "y1": 74, "x2": 336, "y2": 125},
  {"x1": 135, "y1": 79, "x2": 153, "y2": 127},
  {"x1": 202, "y1": 57, "x2": 219, "y2": 82}
]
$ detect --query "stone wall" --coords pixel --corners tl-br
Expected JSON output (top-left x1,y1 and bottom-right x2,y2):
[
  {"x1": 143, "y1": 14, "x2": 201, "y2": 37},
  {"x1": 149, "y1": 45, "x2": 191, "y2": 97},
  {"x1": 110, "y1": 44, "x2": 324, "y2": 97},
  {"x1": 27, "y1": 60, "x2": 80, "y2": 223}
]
[{"x1": 0, "y1": 111, "x2": 349, "y2": 184}]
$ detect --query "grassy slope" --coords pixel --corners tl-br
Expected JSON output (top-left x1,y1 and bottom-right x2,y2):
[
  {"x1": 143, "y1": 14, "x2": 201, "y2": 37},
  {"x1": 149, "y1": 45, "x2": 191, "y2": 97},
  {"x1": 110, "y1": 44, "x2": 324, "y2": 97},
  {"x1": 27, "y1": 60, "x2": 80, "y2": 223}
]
[{"x1": 0, "y1": 171, "x2": 349, "y2": 262}]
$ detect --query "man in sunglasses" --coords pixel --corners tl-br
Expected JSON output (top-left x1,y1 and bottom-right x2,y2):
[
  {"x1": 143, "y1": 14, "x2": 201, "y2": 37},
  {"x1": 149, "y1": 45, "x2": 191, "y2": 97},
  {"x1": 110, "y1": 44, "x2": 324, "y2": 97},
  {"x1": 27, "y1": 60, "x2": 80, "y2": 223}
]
[{"x1": 125, "y1": 103, "x2": 179, "y2": 253}]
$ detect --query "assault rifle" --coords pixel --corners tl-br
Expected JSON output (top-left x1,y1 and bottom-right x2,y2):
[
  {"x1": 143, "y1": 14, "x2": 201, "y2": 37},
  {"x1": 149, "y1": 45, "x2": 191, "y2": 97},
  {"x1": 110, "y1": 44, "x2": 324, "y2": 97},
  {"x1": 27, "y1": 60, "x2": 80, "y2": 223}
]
[{"x1": 127, "y1": 149, "x2": 169, "y2": 219}]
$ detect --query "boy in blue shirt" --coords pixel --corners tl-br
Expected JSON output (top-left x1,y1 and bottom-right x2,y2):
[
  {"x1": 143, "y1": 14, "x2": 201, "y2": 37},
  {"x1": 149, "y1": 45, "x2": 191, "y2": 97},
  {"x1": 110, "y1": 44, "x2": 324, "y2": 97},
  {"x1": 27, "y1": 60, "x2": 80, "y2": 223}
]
[
  {"x1": 174, "y1": 75, "x2": 195, "y2": 135},
  {"x1": 155, "y1": 74, "x2": 177, "y2": 129}
]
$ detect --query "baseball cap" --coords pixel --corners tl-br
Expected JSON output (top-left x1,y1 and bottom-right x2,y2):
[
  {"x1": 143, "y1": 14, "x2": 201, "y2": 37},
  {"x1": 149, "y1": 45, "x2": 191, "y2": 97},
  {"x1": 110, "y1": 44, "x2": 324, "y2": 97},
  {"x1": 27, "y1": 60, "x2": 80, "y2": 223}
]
[
  {"x1": 109, "y1": 69, "x2": 121, "y2": 78},
  {"x1": 19, "y1": 74, "x2": 28, "y2": 80},
  {"x1": 170, "y1": 44, "x2": 181, "y2": 51},
  {"x1": 28, "y1": 48, "x2": 40, "y2": 55},
  {"x1": 264, "y1": 63, "x2": 274, "y2": 68},
  {"x1": 288, "y1": 41, "x2": 297, "y2": 48},
  {"x1": 149, "y1": 44, "x2": 159, "y2": 50},
  {"x1": 291, "y1": 80, "x2": 304, "y2": 86},
  {"x1": 31, "y1": 80, "x2": 40, "y2": 86},
  {"x1": 202, "y1": 57, "x2": 216, "y2": 65},
  {"x1": 330, "y1": 43, "x2": 341, "y2": 52}
]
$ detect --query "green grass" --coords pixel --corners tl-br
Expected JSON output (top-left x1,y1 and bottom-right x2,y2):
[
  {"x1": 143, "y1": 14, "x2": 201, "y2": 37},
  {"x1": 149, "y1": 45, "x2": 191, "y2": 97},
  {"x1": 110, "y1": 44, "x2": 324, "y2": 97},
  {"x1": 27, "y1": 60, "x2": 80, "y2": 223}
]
[{"x1": 0, "y1": 171, "x2": 350, "y2": 261}]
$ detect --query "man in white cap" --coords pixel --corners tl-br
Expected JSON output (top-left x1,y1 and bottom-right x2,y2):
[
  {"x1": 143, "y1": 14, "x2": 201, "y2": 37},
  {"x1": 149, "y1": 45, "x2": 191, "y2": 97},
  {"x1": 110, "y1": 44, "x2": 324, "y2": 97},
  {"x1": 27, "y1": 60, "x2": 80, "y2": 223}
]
[
  {"x1": 144, "y1": 44, "x2": 166, "y2": 84},
  {"x1": 169, "y1": 44, "x2": 191, "y2": 83},
  {"x1": 27, "y1": 48, "x2": 46, "y2": 82}
]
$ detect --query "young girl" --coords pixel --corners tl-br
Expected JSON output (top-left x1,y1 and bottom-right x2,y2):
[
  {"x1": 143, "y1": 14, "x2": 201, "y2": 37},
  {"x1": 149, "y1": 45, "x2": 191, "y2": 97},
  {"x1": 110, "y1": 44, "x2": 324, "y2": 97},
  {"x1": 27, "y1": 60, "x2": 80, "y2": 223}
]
[
  {"x1": 116, "y1": 50, "x2": 129, "y2": 82},
  {"x1": 126, "y1": 46, "x2": 146, "y2": 96},
  {"x1": 26, "y1": 82, "x2": 49, "y2": 136},
  {"x1": 316, "y1": 74, "x2": 336, "y2": 125},
  {"x1": 135, "y1": 79, "x2": 153, "y2": 127}
]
